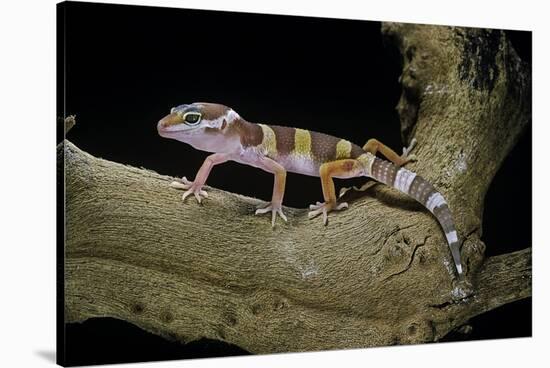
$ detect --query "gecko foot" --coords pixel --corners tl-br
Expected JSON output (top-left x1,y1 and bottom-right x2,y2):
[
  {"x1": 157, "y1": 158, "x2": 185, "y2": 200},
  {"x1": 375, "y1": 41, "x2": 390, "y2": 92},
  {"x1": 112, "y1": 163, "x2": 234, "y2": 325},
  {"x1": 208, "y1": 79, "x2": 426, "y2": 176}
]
[
  {"x1": 255, "y1": 202, "x2": 287, "y2": 228},
  {"x1": 169, "y1": 177, "x2": 208, "y2": 204},
  {"x1": 400, "y1": 138, "x2": 418, "y2": 164},
  {"x1": 308, "y1": 201, "x2": 348, "y2": 225}
]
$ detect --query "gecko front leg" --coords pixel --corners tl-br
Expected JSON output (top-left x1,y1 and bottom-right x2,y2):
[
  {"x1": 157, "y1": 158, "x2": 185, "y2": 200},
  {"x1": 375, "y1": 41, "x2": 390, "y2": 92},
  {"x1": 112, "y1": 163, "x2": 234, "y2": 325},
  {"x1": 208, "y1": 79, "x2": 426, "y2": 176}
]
[
  {"x1": 253, "y1": 156, "x2": 288, "y2": 228},
  {"x1": 170, "y1": 152, "x2": 230, "y2": 203}
]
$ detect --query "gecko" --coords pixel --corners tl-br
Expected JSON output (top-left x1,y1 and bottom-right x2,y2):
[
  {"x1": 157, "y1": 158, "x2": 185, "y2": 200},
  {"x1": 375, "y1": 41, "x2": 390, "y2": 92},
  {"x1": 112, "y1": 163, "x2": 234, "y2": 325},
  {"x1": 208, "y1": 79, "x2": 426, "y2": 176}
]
[{"x1": 157, "y1": 102, "x2": 464, "y2": 278}]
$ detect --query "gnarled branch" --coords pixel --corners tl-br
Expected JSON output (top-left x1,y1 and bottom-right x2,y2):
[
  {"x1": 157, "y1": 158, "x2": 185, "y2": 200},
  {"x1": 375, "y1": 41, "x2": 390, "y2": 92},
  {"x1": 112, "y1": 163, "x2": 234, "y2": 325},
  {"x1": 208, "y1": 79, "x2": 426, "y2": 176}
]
[{"x1": 63, "y1": 22, "x2": 531, "y2": 353}]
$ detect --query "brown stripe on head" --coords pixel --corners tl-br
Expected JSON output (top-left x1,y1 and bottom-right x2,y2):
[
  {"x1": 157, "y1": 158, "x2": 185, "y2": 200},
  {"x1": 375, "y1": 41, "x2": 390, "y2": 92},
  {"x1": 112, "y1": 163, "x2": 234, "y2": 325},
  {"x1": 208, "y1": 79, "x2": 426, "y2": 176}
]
[
  {"x1": 270, "y1": 125, "x2": 296, "y2": 156},
  {"x1": 195, "y1": 102, "x2": 230, "y2": 121}
]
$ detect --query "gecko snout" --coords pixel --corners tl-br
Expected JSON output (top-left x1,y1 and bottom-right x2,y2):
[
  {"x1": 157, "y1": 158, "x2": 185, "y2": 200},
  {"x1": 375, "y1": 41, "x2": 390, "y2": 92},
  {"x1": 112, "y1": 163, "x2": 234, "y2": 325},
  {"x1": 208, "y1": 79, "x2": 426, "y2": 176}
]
[
  {"x1": 157, "y1": 117, "x2": 168, "y2": 130},
  {"x1": 157, "y1": 118, "x2": 168, "y2": 135},
  {"x1": 157, "y1": 113, "x2": 182, "y2": 135}
]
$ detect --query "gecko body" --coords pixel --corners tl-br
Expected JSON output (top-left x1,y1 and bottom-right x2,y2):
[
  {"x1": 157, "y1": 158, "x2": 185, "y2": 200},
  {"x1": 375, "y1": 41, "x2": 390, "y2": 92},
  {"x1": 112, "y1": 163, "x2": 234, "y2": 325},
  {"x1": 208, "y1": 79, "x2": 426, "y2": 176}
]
[{"x1": 158, "y1": 102, "x2": 464, "y2": 277}]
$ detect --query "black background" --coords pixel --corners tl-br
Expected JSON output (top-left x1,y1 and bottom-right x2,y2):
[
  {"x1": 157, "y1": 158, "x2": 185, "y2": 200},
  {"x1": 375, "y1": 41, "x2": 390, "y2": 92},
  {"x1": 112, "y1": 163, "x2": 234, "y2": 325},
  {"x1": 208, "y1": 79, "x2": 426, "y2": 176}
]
[{"x1": 59, "y1": 1, "x2": 532, "y2": 366}]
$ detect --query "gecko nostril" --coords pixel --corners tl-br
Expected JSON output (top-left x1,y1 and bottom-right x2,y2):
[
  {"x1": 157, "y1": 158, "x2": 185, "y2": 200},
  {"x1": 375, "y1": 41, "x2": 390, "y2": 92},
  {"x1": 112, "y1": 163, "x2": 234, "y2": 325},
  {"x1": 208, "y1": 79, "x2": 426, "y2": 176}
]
[{"x1": 157, "y1": 119, "x2": 168, "y2": 131}]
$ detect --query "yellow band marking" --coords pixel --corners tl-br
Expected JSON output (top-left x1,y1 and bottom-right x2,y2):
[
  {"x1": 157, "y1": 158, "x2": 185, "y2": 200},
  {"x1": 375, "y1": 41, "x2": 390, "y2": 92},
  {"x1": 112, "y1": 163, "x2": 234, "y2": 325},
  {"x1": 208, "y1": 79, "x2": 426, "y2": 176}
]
[
  {"x1": 259, "y1": 124, "x2": 277, "y2": 156},
  {"x1": 357, "y1": 152, "x2": 375, "y2": 176},
  {"x1": 293, "y1": 128, "x2": 312, "y2": 157},
  {"x1": 336, "y1": 139, "x2": 352, "y2": 159}
]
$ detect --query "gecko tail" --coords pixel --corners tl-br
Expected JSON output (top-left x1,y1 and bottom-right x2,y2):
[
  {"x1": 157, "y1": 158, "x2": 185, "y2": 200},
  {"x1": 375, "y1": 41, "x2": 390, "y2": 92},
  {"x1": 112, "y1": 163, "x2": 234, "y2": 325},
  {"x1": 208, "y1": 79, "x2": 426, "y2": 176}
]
[{"x1": 369, "y1": 156, "x2": 464, "y2": 278}]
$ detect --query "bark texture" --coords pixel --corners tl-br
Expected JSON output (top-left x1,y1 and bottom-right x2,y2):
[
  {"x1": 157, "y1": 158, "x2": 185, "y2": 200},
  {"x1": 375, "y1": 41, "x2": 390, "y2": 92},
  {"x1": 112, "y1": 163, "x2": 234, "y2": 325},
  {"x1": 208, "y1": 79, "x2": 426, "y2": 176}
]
[{"x1": 64, "y1": 23, "x2": 531, "y2": 353}]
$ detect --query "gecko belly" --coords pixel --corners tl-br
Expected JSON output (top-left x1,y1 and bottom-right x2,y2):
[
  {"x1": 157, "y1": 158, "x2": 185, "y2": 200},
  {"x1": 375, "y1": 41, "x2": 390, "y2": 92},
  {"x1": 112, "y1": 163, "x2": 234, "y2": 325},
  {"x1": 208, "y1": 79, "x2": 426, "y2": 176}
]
[{"x1": 275, "y1": 154, "x2": 320, "y2": 177}]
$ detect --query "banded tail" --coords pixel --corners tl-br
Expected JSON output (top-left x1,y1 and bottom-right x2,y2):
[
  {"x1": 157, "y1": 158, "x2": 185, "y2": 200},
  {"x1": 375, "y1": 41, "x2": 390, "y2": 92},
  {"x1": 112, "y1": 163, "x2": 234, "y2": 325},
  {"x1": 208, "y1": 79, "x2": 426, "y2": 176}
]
[{"x1": 369, "y1": 156, "x2": 464, "y2": 277}]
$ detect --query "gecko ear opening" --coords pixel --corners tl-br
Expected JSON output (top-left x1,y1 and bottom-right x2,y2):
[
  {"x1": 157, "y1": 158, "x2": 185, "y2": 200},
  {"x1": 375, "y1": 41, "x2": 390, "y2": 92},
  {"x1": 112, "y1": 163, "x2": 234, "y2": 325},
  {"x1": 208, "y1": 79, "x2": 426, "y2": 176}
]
[{"x1": 221, "y1": 119, "x2": 227, "y2": 130}]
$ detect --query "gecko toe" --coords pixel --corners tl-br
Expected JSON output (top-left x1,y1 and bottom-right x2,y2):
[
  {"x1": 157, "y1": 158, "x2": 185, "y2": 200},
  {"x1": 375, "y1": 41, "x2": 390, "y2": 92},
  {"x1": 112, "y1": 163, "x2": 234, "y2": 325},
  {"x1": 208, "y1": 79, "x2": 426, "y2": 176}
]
[
  {"x1": 255, "y1": 203, "x2": 287, "y2": 227},
  {"x1": 309, "y1": 202, "x2": 324, "y2": 210},
  {"x1": 170, "y1": 181, "x2": 190, "y2": 190},
  {"x1": 308, "y1": 201, "x2": 348, "y2": 224},
  {"x1": 178, "y1": 183, "x2": 208, "y2": 204},
  {"x1": 271, "y1": 211, "x2": 277, "y2": 228},
  {"x1": 401, "y1": 138, "x2": 418, "y2": 162},
  {"x1": 181, "y1": 190, "x2": 193, "y2": 202},
  {"x1": 308, "y1": 208, "x2": 322, "y2": 219},
  {"x1": 336, "y1": 202, "x2": 348, "y2": 210},
  {"x1": 409, "y1": 137, "x2": 417, "y2": 149},
  {"x1": 277, "y1": 209, "x2": 288, "y2": 222},
  {"x1": 255, "y1": 205, "x2": 272, "y2": 215}
]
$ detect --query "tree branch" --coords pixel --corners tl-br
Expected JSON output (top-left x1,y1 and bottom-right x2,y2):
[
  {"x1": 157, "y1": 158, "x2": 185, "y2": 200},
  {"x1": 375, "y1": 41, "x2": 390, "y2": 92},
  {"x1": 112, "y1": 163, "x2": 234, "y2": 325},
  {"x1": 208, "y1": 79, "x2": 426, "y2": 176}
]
[
  {"x1": 426, "y1": 248, "x2": 531, "y2": 340},
  {"x1": 63, "y1": 144, "x2": 529, "y2": 351},
  {"x1": 472, "y1": 248, "x2": 531, "y2": 317},
  {"x1": 380, "y1": 22, "x2": 531, "y2": 276},
  {"x1": 63, "y1": 23, "x2": 531, "y2": 353}
]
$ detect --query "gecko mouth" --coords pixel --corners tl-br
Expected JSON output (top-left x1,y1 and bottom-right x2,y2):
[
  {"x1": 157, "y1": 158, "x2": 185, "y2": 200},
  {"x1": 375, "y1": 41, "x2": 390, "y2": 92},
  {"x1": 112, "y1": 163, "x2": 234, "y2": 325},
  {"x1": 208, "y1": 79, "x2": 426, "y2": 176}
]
[{"x1": 157, "y1": 124, "x2": 202, "y2": 136}]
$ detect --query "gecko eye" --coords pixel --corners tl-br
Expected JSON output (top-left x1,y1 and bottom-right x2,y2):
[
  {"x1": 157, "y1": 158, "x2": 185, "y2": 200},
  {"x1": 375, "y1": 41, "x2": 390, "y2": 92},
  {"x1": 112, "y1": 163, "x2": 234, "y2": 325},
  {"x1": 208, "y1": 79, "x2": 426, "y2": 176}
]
[{"x1": 183, "y1": 112, "x2": 202, "y2": 125}]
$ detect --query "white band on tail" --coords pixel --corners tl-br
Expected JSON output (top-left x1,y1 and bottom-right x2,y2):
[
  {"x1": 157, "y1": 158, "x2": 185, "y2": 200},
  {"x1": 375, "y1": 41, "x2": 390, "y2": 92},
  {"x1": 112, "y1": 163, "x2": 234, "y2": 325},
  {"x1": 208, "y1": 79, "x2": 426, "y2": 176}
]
[
  {"x1": 426, "y1": 192, "x2": 446, "y2": 212},
  {"x1": 445, "y1": 230, "x2": 458, "y2": 244},
  {"x1": 394, "y1": 168, "x2": 416, "y2": 193}
]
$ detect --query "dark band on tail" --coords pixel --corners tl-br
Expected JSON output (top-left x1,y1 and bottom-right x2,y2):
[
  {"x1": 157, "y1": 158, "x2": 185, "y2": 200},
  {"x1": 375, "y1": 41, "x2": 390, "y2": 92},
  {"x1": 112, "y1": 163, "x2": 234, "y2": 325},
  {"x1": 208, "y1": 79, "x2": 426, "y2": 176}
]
[{"x1": 370, "y1": 157, "x2": 464, "y2": 276}]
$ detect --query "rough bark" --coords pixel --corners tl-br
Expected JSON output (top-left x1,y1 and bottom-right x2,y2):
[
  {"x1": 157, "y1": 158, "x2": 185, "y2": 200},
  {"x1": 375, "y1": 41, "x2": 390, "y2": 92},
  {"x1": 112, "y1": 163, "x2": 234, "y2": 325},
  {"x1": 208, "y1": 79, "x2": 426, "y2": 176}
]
[{"x1": 63, "y1": 23, "x2": 531, "y2": 353}]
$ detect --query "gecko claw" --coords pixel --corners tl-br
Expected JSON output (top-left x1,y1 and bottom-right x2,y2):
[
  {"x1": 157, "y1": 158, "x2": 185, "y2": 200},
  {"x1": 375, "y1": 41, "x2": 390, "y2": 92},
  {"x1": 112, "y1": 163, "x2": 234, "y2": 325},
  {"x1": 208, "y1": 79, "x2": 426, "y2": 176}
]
[
  {"x1": 401, "y1": 138, "x2": 418, "y2": 164},
  {"x1": 171, "y1": 177, "x2": 208, "y2": 204},
  {"x1": 399, "y1": 138, "x2": 418, "y2": 165},
  {"x1": 308, "y1": 201, "x2": 348, "y2": 225},
  {"x1": 181, "y1": 190, "x2": 193, "y2": 202},
  {"x1": 193, "y1": 191, "x2": 202, "y2": 204},
  {"x1": 255, "y1": 203, "x2": 287, "y2": 228},
  {"x1": 404, "y1": 138, "x2": 417, "y2": 155}
]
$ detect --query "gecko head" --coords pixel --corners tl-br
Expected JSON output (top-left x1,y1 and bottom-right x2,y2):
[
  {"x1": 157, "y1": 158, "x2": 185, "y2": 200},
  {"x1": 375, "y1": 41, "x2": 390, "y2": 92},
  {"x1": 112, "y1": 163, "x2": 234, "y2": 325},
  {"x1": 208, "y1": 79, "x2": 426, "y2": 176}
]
[{"x1": 157, "y1": 102, "x2": 240, "y2": 139}]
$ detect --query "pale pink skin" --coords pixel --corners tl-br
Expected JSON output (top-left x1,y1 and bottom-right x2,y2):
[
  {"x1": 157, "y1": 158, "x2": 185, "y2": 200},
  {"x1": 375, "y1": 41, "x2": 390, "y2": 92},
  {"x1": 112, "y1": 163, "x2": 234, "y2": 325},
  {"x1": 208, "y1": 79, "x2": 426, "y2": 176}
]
[{"x1": 157, "y1": 109, "x2": 289, "y2": 227}]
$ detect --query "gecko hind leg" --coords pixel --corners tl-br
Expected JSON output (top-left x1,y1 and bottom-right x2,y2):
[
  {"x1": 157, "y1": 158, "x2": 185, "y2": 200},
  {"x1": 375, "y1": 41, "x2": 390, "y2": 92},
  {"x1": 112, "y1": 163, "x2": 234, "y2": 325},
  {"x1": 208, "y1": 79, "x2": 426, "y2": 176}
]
[
  {"x1": 308, "y1": 159, "x2": 363, "y2": 226},
  {"x1": 363, "y1": 138, "x2": 417, "y2": 166}
]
